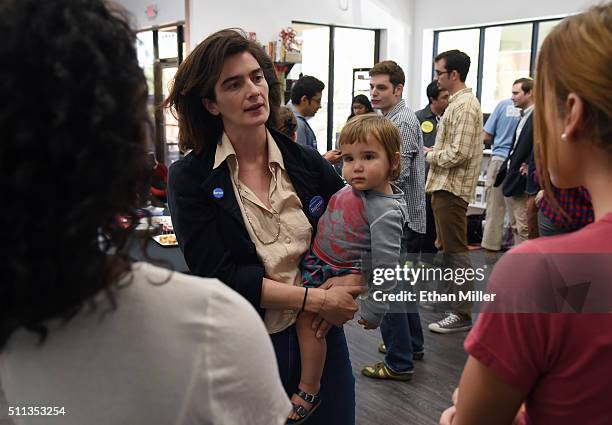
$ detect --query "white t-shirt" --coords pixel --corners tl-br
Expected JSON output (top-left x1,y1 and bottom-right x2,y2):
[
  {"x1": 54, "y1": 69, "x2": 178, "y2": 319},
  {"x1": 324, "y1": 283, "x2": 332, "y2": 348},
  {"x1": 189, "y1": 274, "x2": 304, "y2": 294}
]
[{"x1": 0, "y1": 262, "x2": 291, "y2": 425}]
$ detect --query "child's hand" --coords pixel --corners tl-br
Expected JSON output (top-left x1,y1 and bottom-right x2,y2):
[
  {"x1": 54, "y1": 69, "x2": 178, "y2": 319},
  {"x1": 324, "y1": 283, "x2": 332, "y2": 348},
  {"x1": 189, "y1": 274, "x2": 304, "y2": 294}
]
[{"x1": 358, "y1": 318, "x2": 378, "y2": 330}]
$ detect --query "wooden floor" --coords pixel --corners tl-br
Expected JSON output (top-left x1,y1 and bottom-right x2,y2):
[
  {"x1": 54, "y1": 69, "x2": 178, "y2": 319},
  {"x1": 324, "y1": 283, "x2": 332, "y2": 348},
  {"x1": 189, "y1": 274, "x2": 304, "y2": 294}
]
[
  {"x1": 346, "y1": 310, "x2": 467, "y2": 425},
  {"x1": 0, "y1": 310, "x2": 469, "y2": 425}
]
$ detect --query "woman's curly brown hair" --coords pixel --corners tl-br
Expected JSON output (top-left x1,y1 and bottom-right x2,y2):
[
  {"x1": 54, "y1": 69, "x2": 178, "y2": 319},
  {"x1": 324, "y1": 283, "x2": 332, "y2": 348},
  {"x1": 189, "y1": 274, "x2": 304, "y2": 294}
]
[{"x1": 0, "y1": 0, "x2": 150, "y2": 349}]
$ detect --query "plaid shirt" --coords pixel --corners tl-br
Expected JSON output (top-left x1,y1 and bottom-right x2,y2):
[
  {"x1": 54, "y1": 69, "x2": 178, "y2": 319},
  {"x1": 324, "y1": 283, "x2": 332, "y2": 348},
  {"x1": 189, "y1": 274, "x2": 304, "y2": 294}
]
[
  {"x1": 425, "y1": 88, "x2": 483, "y2": 203},
  {"x1": 385, "y1": 99, "x2": 426, "y2": 234},
  {"x1": 540, "y1": 187, "x2": 594, "y2": 230}
]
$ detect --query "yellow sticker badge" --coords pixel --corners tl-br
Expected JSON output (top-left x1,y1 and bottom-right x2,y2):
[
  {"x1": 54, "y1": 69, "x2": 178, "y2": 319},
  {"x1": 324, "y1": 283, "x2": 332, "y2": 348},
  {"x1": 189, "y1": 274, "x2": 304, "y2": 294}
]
[{"x1": 421, "y1": 120, "x2": 434, "y2": 134}]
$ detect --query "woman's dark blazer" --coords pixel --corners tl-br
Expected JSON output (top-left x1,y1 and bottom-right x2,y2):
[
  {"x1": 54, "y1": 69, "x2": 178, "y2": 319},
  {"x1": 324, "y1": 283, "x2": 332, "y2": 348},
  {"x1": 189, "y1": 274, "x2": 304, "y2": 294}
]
[{"x1": 168, "y1": 127, "x2": 344, "y2": 318}]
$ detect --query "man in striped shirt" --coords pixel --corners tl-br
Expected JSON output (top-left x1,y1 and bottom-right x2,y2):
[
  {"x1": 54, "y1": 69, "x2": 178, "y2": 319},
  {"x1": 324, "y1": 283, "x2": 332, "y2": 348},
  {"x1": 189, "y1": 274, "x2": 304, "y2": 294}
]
[
  {"x1": 425, "y1": 50, "x2": 483, "y2": 334},
  {"x1": 361, "y1": 60, "x2": 426, "y2": 381}
]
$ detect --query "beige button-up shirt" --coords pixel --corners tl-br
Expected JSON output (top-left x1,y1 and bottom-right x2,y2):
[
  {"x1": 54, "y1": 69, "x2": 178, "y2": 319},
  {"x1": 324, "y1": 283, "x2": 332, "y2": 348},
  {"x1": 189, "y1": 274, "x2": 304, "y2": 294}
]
[
  {"x1": 214, "y1": 130, "x2": 312, "y2": 333},
  {"x1": 425, "y1": 87, "x2": 483, "y2": 203}
]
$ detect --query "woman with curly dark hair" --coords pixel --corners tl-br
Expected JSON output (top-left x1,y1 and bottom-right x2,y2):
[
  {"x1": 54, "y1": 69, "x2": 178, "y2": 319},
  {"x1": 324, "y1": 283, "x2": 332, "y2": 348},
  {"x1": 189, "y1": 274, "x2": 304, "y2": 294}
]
[
  {"x1": 0, "y1": 1, "x2": 291, "y2": 423},
  {"x1": 165, "y1": 29, "x2": 362, "y2": 424}
]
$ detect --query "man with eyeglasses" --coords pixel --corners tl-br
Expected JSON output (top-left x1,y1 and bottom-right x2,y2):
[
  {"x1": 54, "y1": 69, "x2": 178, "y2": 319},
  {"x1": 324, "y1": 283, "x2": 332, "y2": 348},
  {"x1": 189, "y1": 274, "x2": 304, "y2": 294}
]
[
  {"x1": 289, "y1": 75, "x2": 324, "y2": 151},
  {"x1": 425, "y1": 49, "x2": 483, "y2": 334},
  {"x1": 289, "y1": 75, "x2": 342, "y2": 165}
]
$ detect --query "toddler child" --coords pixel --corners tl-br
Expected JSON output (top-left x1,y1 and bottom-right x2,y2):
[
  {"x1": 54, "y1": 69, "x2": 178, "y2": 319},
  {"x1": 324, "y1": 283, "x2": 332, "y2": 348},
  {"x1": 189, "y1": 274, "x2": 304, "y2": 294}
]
[{"x1": 287, "y1": 113, "x2": 410, "y2": 423}]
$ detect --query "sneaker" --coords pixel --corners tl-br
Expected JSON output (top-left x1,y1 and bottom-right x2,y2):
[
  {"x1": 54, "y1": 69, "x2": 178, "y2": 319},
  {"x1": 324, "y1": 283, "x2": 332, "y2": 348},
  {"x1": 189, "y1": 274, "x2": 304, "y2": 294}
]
[
  {"x1": 378, "y1": 343, "x2": 424, "y2": 360},
  {"x1": 361, "y1": 362, "x2": 413, "y2": 381},
  {"x1": 419, "y1": 300, "x2": 437, "y2": 311},
  {"x1": 420, "y1": 300, "x2": 448, "y2": 312},
  {"x1": 428, "y1": 313, "x2": 472, "y2": 334}
]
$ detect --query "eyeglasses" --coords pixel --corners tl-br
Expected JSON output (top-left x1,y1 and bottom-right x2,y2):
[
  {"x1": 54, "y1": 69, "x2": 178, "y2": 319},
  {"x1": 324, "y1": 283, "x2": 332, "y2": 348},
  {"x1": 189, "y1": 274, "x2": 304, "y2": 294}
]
[
  {"x1": 309, "y1": 97, "x2": 322, "y2": 106},
  {"x1": 434, "y1": 69, "x2": 451, "y2": 77}
]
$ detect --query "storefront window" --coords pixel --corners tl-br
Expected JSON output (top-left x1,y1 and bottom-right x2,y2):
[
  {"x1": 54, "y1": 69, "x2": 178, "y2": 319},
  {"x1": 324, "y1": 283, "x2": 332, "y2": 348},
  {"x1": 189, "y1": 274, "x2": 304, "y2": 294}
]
[
  {"x1": 481, "y1": 23, "x2": 532, "y2": 112},
  {"x1": 436, "y1": 29, "x2": 480, "y2": 93},
  {"x1": 332, "y1": 28, "x2": 376, "y2": 148}
]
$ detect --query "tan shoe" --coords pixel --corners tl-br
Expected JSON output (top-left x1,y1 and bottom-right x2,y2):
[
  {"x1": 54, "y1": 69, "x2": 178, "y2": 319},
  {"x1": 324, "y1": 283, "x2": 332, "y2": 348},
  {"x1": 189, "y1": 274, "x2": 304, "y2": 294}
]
[
  {"x1": 378, "y1": 343, "x2": 424, "y2": 360},
  {"x1": 361, "y1": 362, "x2": 413, "y2": 381}
]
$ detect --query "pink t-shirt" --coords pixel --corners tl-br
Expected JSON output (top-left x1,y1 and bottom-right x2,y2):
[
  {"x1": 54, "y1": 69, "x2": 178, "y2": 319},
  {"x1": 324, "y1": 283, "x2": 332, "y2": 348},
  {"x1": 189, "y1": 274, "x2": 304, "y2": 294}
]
[{"x1": 465, "y1": 213, "x2": 612, "y2": 425}]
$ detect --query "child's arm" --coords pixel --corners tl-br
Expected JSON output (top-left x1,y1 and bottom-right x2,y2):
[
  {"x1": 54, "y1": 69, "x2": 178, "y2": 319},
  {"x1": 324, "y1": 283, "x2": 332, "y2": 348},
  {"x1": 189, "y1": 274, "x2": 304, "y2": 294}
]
[{"x1": 359, "y1": 198, "x2": 405, "y2": 327}]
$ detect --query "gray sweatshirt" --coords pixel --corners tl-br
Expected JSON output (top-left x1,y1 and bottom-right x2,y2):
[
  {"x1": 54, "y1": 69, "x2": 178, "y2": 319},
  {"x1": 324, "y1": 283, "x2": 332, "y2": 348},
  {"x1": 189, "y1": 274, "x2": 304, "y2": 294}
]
[{"x1": 311, "y1": 185, "x2": 408, "y2": 325}]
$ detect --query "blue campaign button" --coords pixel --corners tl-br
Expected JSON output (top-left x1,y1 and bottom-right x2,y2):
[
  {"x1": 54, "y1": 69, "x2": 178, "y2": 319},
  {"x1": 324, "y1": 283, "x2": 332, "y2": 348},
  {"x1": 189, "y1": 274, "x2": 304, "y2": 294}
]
[
  {"x1": 212, "y1": 187, "x2": 224, "y2": 199},
  {"x1": 309, "y1": 195, "x2": 325, "y2": 218}
]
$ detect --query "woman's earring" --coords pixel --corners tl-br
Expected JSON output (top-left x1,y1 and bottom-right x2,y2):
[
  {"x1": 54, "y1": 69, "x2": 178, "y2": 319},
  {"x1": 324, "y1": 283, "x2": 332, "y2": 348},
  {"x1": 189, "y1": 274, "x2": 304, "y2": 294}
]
[{"x1": 561, "y1": 133, "x2": 568, "y2": 141}]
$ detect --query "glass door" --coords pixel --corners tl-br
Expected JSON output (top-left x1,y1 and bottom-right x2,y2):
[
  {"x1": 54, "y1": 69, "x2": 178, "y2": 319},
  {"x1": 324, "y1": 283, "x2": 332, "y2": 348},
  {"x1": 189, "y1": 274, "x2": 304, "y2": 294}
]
[{"x1": 136, "y1": 24, "x2": 184, "y2": 166}]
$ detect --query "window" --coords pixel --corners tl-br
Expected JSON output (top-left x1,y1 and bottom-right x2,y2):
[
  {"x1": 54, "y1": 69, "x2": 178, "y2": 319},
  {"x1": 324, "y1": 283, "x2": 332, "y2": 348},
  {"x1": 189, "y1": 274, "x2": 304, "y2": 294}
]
[
  {"x1": 332, "y1": 28, "x2": 376, "y2": 149},
  {"x1": 433, "y1": 17, "x2": 566, "y2": 113},
  {"x1": 436, "y1": 29, "x2": 480, "y2": 93},
  {"x1": 136, "y1": 31, "x2": 155, "y2": 118},
  {"x1": 290, "y1": 22, "x2": 379, "y2": 151},
  {"x1": 481, "y1": 24, "x2": 532, "y2": 112},
  {"x1": 537, "y1": 19, "x2": 563, "y2": 51},
  {"x1": 158, "y1": 28, "x2": 179, "y2": 60},
  {"x1": 289, "y1": 24, "x2": 330, "y2": 152},
  {"x1": 136, "y1": 24, "x2": 184, "y2": 165}
]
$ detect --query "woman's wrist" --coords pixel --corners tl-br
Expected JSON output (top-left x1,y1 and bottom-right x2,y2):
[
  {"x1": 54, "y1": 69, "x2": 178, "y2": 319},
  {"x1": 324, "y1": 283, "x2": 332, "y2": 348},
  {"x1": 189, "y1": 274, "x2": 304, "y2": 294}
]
[{"x1": 304, "y1": 287, "x2": 326, "y2": 313}]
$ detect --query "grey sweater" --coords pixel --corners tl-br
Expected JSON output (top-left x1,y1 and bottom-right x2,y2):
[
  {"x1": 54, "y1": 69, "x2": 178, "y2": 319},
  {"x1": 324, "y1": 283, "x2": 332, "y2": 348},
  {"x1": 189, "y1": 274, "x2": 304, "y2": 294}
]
[{"x1": 311, "y1": 185, "x2": 408, "y2": 325}]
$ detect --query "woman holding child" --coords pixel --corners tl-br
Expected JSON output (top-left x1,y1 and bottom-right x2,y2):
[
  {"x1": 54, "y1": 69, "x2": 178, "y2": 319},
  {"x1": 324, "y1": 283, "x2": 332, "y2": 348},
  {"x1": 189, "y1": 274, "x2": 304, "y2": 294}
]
[{"x1": 166, "y1": 29, "x2": 362, "y2": 424}]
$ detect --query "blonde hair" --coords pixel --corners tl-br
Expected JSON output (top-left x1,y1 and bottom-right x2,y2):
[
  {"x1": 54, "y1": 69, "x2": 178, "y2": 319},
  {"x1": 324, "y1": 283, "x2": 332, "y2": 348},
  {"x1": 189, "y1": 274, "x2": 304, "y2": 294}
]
[
  {"x1": 535, "y1": 3, "x2": 612, "y2": 209},
  {"x1": 339, "y1": 113, "x2": 401, "y2": 180}
]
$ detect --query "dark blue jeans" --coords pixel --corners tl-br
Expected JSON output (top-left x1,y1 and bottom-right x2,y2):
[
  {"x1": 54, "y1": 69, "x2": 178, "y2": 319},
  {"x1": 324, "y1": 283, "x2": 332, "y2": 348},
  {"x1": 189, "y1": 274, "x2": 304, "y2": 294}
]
[
  {"x1": 379, "y1": 227, "x2": 426, "y2": 373},
  {"x1": 271, "y1": 324, "x2": 355, "y2": 425},
  {"x1": 380, "y1": 312, "x2": 424, "y2": 373}
]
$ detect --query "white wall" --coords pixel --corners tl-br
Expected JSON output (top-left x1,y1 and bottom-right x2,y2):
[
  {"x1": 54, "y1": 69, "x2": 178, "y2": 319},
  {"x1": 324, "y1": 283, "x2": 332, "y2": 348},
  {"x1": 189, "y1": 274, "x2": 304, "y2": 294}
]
[
  {"x1": 187, "y1": 0, "x2": 415, "y2": 90},
  {"x1": 117, "y1": 0, "x2": 185, "y2": 28},
  {"x1": 116, "y1": 0, "x2": 601, "y2": 110},
  {"x1": 409, "y1": 0, "x2": 601, "y2": 110}
]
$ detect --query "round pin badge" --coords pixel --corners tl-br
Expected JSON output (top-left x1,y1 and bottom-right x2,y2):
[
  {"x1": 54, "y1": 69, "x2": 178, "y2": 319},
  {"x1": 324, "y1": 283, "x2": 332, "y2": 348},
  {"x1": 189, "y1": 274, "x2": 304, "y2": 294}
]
[
  {"x1": 421, "y1": 120, "x2": 434, "y2": 134},
  {"x1": 309, "y1": 195, "x2": 325, "y2": 218},
  {"x1": 212, "y1": 187, "x2": 224, "y2": 199}
]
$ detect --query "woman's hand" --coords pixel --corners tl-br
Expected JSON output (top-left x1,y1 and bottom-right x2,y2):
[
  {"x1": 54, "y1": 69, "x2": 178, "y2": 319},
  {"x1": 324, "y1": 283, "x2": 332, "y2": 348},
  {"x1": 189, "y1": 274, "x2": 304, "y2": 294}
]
[
  {"x1": 308, "y1": 286, "x2": 359, "y2": 338},
  {"x1": 439, "y1": 406, "x2": 456, "y2": 425},
  {"x1": 312, "y1": 286, "x2": 359, "y2": 326},
  {"x1": 439, "y1": 388, "x2": 459, "y2": 425},
  {"x1": 319, "y1": 273, "x2": 364, "y2": 298},
  {"x1": 439, "y1": 357, "x2": 525, "y2": 425},
  {"x1": 309, "y1": 274, "x2": 364, "y2": 338},
  {"x1": 535, "y1": 190, "x2": 544, "y2": 207}
]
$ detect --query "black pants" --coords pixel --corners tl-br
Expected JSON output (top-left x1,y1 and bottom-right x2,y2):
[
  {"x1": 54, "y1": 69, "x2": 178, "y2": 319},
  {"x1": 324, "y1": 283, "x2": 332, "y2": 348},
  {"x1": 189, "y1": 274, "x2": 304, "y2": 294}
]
[{"x1": 419, "y1": 194, "x2": 438, "y2": 267}]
